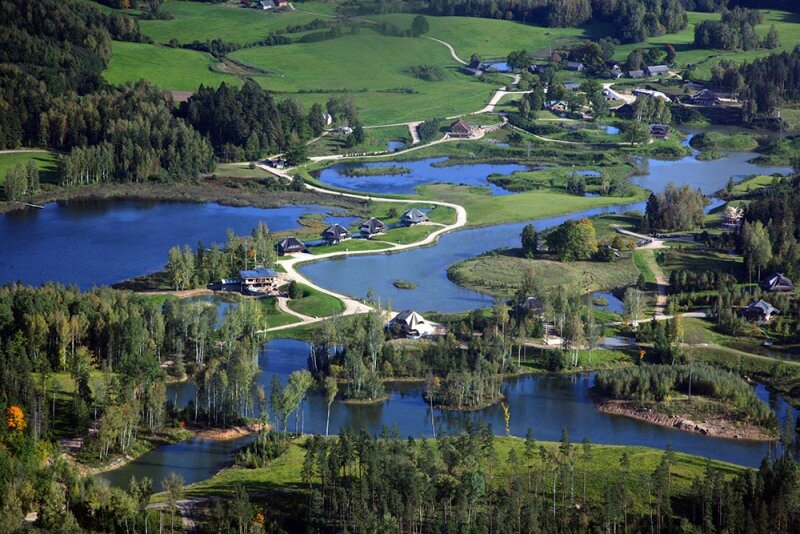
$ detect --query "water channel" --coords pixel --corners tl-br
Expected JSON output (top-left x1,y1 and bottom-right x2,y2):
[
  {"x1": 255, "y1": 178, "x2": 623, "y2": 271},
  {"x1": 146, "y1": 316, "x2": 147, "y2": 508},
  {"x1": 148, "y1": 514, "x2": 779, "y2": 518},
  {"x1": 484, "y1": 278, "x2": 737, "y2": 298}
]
[{"x1": 101, "y1": 338, "x2": 798, "y2": 490}]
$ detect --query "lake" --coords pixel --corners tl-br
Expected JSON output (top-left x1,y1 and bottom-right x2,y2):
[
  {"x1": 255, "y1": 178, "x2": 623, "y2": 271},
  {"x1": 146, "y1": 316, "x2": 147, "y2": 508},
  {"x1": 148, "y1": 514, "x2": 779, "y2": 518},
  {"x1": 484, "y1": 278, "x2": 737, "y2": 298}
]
[
  {"x1": 102, "y1": 338, "x2": 796, "y2": 490},
  {"x1": 0, "y1": 200, "x2": 357, "y2": 288}
]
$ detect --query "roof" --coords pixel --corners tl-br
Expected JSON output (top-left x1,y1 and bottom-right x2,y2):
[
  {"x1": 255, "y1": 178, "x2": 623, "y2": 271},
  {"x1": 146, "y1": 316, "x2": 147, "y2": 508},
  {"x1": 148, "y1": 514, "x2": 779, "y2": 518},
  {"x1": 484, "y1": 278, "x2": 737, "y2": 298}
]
[
  {"x1": 745, "y1": 300, "x2": 779, "y2": 315},
  {"x1": 628, "y1": 70, "x2": 644, "y2": 78},
  {"x1": 395, "y1": 310, "x2": 427, "y2": 326},
  {"x1": 450, "y1": 119, "x2": 473, "y2": 134},
  {"x1": 762, "y1": 272, "x2": 794, "y2": 291},
  {"x1": 647, "y1": 65, "x2": 669, "y2": 75},
  {"x1": 401, "y1": 208, "x2": 429, "y2": 223},
  {"x1": 524, "y1": 296, "x2": 543, "y2": 311},
  {"x1": 564, "y1": 82, "x2": 581, "y2": 91},
  {"x1": 566, "y1": 61, "x2": 584, "y2": 70},
  {"x1": 278, "y1": 236, "x2": 305, "y2": 249},
  {"x1": 360, "y1": 218, "x2": 385, "y2": 233},
  {"x1": 322, "y1": 223, "x2": 351, "y2": 238},
  {"x1": 240, "y1": 268, "x2": 277, "y2": 279}
]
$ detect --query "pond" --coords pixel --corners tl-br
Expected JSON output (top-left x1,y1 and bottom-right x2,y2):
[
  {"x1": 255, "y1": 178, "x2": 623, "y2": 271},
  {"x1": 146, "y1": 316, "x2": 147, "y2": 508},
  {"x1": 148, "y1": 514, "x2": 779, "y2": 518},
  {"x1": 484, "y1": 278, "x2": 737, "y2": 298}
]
[
  {"x1": 602, "y1": 125, "x2": 620, "y2": 135},
  {"x1": 102, "y1": 338, "x2": 796, "y2": 490},
  {"x1": 387, "y1": 140, "x2": 406, "y2": 151},
  {"x1": 312, "y1": 157, "x2": 536, "y2": 195},
  {"x1": 592, "y1": 291, "x2": 625, "y2": 315},
  {"x1": 631, "y1": 134, "x2": 791, "y2": 195},
  {"x1": 186, "y1": 295, "x2": 240, "y2": 327},
  {"x1": 0, "y1": 200, "x2": 358, "y2": 288}
]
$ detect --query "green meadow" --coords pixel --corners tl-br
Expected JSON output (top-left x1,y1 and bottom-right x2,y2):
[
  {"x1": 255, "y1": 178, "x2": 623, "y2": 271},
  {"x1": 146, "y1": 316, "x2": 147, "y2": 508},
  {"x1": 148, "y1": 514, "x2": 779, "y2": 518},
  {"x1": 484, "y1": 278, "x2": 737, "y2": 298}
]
[
  {"x1": 104, "y1": 41, "x2": 241, "y2": 91},
  {"x1": 0, "y1": 150, "x2": 59, "y2": 188},
  {"x1": 139, "y1": 1, "x2": 322, "y2": 44}
]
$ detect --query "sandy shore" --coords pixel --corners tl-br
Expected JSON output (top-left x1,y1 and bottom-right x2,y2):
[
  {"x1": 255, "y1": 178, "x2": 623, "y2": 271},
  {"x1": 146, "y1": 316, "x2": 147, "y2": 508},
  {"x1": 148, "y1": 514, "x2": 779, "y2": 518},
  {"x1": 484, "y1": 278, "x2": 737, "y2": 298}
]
[{"x1": 597, "y1": 399, "x2": 776, "y2": 441}]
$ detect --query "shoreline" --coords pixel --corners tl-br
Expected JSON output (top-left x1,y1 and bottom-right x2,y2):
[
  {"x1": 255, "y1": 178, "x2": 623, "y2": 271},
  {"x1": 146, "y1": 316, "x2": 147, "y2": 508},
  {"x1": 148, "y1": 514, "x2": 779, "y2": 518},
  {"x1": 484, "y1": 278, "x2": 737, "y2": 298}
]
[{"x1": 597, "y1": 399, "x2": 777, "y2": 442}]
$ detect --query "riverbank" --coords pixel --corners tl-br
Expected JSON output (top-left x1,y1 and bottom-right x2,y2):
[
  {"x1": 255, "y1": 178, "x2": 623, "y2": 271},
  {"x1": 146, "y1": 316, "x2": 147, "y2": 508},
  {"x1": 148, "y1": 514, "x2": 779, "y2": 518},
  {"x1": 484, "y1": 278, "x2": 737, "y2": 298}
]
[
  {"x1": 597, "y1": 399, "x2": 777, "y2": 441},
  {"x1": 0, "y1": 178, "x2": 365, "y2": 215}
]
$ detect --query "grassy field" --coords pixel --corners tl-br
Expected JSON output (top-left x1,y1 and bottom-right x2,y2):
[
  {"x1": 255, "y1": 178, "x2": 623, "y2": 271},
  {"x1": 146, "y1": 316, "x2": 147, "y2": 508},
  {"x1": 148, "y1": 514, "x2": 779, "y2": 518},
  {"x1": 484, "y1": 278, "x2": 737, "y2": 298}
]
[
  {"x1": 174, "y1": 435, "x2": 743, "y2": 519},
  {"x1": 103, "y1": 41, "x2": 241, "y2": 91},
  {"x1": 612, "y1": 10, "x2": 800, "y2": 79},
  {"x1": 139, "y1": 1, "x2": 322, "y2": 45},
  {"x1": 229, "y1": 30, "x2": 493, "y2": 124},
  {"x1": 657, "y1": 243, "x2": 745, "y2": 279},
  {"x1": 632, "y1": 249, "x2": 659, "y2": 285},
  {"x1": 417, "y1": 183, "x2": 647, "y2": 227},
  {"x1": 261, "y1": 297, "x2": 303, "y2": 328},
  {"x1": 308, "y1": 125, "x2": 411, "y2": 157},
  {"x1": 0, "y1": 150, "x2": 59, "y2": 188},
  {"x1": 286, "y1": 283, "x2": 344, "y2": 317},
  {"x1": 449, "y1": 251, "x2": 639, "y2": 298}
]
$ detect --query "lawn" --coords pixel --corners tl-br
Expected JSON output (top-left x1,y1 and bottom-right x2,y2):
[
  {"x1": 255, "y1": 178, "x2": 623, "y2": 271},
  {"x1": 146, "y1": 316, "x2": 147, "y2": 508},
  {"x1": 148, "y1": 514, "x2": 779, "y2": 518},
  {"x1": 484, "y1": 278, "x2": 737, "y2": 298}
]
[
  {"x1": 632, "y1": 249, "x2": 658, "y2": 284},
  {"x1": 174, "y1": 435, "x2": 743, "y2": 519},
  {"x1": 260, "y1": 297, "x2": 303, "y2": 328},
  {"x1": 308, "y1": 125, "x2": 412, "y2": 157},
  {"x1": 657, "y1": 244, "x2": 745, "y2": 279},
  {"x1": 286, "y1": 283, "x2": 344, "y2": 317},
  {"x1": 139, "y1": 1, "x2": 322, "y2": 45},
  {"x1": 104, "y1": 41, "x2": 241, "y2": 91},
  {"x1": 0, "y1": 150, "x2": 59, "y2": 188},
  {"x1": 370, "y1": 14, "x2": 598, "y2": 59},
  {"x1": 417, "y1": 183, "x2": 648, "y2": 227},
  {"x1": 229, "y1": 30, "x2": 493, "y2": 124},
  {"x1": 307, "y1": 238, "x2": 394, "y2": 255},
  {"x1": 448, "y1": 251, "x2": 639, "y2": 299}
]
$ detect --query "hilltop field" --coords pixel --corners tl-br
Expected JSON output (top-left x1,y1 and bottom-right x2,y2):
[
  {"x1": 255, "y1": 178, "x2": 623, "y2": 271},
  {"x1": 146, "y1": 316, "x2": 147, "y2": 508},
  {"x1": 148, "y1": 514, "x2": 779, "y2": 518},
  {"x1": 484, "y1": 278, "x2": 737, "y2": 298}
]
[{"x1": 98, "y1": 0, "x2": 800, "y2": 125}]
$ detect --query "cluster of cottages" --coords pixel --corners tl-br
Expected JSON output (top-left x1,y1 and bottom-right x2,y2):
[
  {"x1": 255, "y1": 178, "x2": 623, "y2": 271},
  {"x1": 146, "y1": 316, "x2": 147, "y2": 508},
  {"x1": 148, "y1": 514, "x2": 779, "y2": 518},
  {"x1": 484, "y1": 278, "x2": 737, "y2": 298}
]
[
  {"x1": 242, "y1": 0, "x2": 288, "y2": 9},
  {"x1": 276, "y1": 209, "x2": 430, "y2": 254},
  {"x1": 738, "y1": 273, "x2": 795, "y2": 325}
]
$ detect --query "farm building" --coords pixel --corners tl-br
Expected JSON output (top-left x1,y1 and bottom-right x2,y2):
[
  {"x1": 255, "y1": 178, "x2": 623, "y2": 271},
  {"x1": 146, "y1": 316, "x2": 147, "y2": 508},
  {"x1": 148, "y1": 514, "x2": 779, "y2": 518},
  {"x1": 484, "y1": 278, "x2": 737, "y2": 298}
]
[
  {"x1": 610, "y1": 65, "x2": 623, "y2": 78},
  {"x1": 646, "y1": 65, "x2": 669, "y2": 77},
  {"x1": 239, "y1": 268, "x2": 280, "y2": 293},
  {"x1": 277, "y1": 237, "x2": 307, "y2": 255},
  {"x1": 761, "y1": 272, "x2": 795, "y2": 293},
  {"x1": 400, "y1": 209, "x2": 429, "y2": 226},
  {"x1": 359, "y1": 218, "x2": 386, "y2": 238},
  {"x1": 739, "y1": 300, "x2": 780, "y2": 324},
  {"x1": 321, "y1": 223, "x2": 352, "y2": 244},
  {"x1": 448, "y1": 119, "x2": 474, "y2": 138},
  {"x1": 628, "y1": 70, "x2": 645, "y2": 78},
  {"x1": 390, "y1": 310, "x2": 438, "y2": 338},
  {"x1": 566, "y1": 61, "x2": 584, "y2": 71}
]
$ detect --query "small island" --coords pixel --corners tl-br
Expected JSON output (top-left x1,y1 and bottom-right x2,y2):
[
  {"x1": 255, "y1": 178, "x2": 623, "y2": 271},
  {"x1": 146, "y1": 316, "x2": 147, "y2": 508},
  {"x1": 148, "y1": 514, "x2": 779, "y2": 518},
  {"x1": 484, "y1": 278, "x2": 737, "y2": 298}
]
[
  {"x1": 340, "y1": 165, "x2": 412, "y2": 177},
  {"x1": 393, "y1": 279, "x2": 417, "y2": 289},
  {"x1": 594, "y1": 364, "x2": 778, "y2": 441}
]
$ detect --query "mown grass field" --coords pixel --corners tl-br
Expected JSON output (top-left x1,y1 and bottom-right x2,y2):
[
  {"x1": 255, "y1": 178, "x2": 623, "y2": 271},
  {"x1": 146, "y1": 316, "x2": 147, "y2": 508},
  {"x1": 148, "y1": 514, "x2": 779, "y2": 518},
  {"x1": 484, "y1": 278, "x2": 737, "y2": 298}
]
[
  {"x1": 0, "y1": 150, "x2": 59, "y2": 188},
  {"x1": 104, "y1": 41, "x2": 241, "y2": 91},
  {"x1": 449, "y1": 251, "x2": 639, "y2": 298},
  {"x1": 173, "y1": 435, "x2": 743, "y2": 518},
  {"x1": 139, "y1": 1, "x2": 322, "y2": 44},
  {"x1": 228, "y1": 30, "x2": 493, "y2": 124},
  {"x1": 286, "y1": 283, "x2": 344, "y2": 317}
]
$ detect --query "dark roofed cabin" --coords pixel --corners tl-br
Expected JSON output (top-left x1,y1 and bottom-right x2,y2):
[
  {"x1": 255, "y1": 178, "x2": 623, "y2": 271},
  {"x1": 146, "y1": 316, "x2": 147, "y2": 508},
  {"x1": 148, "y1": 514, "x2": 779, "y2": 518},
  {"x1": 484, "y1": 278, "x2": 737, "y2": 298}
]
[
  {"x1": 321, "y1": 223, "x2": 351, "y2": 245},
  {"x1": 360, "y1": 218, "x2": 386, "y2": 238},
  {"x1": 649, "y1": 124, "x2": 670, "y2": 139},
  {"x1": 401, "y1": 208, "x2": 429, "y2": 227},
  {"x1": 448, "y1": 119, "x2": 474, "y2": 139},
  {"x1": 566, "y1": 61, "x2": 584, "y2": 71},
  {"x1": 761, "y1": 272, "x2": 794, "y2": 293},
  {"x1": 739, "y1": 300, "x2": 779, "y2": 324},
  {"x1": 647, "y1": 65, "x2": 669, "y2": 76},
  {"x1": 277, "y1": 236, "x2": 306, "y2": 255}
]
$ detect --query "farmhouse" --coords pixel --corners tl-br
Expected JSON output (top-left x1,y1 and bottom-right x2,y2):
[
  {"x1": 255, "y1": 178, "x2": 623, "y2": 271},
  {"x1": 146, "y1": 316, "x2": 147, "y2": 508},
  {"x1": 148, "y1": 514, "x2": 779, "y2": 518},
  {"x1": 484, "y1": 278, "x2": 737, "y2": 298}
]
[
  {"x1": 646, "y1": 65, "x2": 669, "y2": 77},
  {"x1": 761, "y1": 272, "x2": 795, "y2": 293},
  {"x1": 739, "y1": 300, "x2": 780, "y2": 324},
  {"x1": 649, "y1": 124, "x2": 670, "y2": 139},
  {"x1": 603, "y1": 88, "x2": 623, "y2": 101},
  {"x1": 401, "y1": 208, "x2": 429, "y2": 226},
  {"x1": 359, "y1": 217, "x2": 386, "y2": 238},
  {"x1": 277, "y1": 236, "x2": 307, "y2": 255},
  {"x1": 521, "y1": 296, "x2": 544, "y2": 316},
  {"x1": 448, "y1": 119, "x2": 474, "y2": 138},
  {"x1": 610, "y1": 64, "x2": 623, "y2": 78},
  {"x1": 566, "y1": 61, "x2": 584, "y2": 72},
  {"x1": 321, "y1": 223, "x2": 352, "y2": 244},
  {"x1": 529, "y1": 64, "x2": 549, "y2": 74},
  {"x1": 390, "y1": 310, "x2": 438, "y2": 338},
  {"x1": 545, "y1": 100, "x2": 568, "y2": 112},
  {"x1": 628, "y1": 70, "x2": 645, "y2": 79},
  {"x1": 689, "y1": 88, "x2": 739, "y2": 107},
  {"x1": 239, "y1": 268, "x2": 279, "y2": 293}
]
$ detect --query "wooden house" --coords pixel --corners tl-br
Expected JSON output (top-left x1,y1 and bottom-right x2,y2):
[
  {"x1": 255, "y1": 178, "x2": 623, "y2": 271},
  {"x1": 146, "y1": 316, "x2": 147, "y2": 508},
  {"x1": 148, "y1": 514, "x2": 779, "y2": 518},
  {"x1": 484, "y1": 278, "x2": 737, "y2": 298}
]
[
  {"x1": 321, "y1": 223, "x2": 351, "y2": 245},
  {"x1": 761, "y1": 272, "x2": 795, "y2": 293},
  {"x1": 391, "y1": 310, "x2": 437, "y2": 338},
  {"x1": 566, "y1": 61, "x2": 584, "y2": 72},
  {"x1": 646, "y1": 65, "x2": 669, "y2": 77},
  {"x1": 400, "y1": 209, "x2": 429, "y2": 226},
  {"x1": 359, "y1": 218, "x2": 386, "y2": 238},
  {"x1": 739, "y1": 300, "x2": 780, "y2": 324},
  {"x1": 649, "y1": 124, "x2": 671, "y2": 140},
  {"x1": 239, "y1": 268, "x2": 279, "y2": 293},
  {"x1": 448, "y1": 119, "x2": 474, "y2": 138},
  {"x1": 277, "y1": 237, "x2": 307, "y2": 255}
]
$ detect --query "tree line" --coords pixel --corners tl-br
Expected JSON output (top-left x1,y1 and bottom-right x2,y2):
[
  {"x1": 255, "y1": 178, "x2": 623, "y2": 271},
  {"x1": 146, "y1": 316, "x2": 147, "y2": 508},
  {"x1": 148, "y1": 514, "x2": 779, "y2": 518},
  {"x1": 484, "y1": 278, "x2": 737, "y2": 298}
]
[{"x1": 694, "y1": 7, "x2": 779, "y2": 51}]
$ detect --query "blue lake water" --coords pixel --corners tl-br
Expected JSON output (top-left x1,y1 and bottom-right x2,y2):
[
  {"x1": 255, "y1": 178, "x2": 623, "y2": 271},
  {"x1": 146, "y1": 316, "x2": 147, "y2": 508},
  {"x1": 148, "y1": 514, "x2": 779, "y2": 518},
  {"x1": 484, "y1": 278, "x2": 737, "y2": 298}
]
[
  {"x1": 0, "y1": 200, "x2": 357, "y2": 288},
  {"x1": 592, "y1": 291, "x2": 625, "y2": 315},
  {"x1": 102, "y1": 338, "x2": 797, "y2": 490},
  {"x1": 387, "y1": 140, "x2": 406, "y2": 151},
  {"x1": 313, "y1": 157, "x2": 536, "y2": 195}
]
